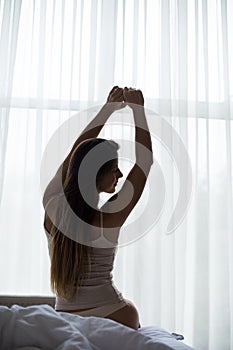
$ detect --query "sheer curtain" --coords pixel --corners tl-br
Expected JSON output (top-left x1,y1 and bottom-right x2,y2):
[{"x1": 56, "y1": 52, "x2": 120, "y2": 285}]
[{"x1": 0, "y1": 1, "x2": 233, "y2": 349}]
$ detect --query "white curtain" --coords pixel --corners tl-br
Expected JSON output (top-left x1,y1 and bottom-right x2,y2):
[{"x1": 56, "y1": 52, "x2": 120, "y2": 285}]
[{"x1": 0, "y1": 1, "x2": 233, "y2": 349}]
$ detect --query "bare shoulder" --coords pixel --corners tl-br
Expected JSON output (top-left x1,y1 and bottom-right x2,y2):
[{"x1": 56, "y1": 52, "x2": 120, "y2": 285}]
[{"x1": 43, "y1": 194, "x2": 61, "y2": 233}]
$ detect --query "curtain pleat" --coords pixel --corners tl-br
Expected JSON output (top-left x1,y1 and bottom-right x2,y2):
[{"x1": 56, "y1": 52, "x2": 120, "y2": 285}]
[
  {"x1": 96, "y1": 0, "x2": 118, "y2": 100},
  {"x1": 87, "y1": 0, "x2": 98, "y2": 101},
  {"x1": 221, "y1": 0, "x2": 231, "y2": 116},
  {"x1": 225, "y1": 119, "x2": 233, "y2": 349},
  {"x1": 0, "y1": 0, "x2": 22, "y2": 204},
  {"x1": 159, "y1": 0, "x2": 171, "y2": 115},
  {"x1": 177, "y1": 0, "x2": 188, "y2": 112},
  {"x1": 132, "y1": 0, "x2": 139, "y2": 87}
]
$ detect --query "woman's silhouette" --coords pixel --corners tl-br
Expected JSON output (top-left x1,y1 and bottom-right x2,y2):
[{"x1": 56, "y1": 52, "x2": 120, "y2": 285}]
[{"x1": 43, "y1": 86, "x2": 153, "y2": 330}]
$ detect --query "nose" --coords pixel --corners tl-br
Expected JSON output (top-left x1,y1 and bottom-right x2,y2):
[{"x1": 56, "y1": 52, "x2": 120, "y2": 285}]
[{"x1": 117, "y1": 169, "x2": 123, "y2": 178}]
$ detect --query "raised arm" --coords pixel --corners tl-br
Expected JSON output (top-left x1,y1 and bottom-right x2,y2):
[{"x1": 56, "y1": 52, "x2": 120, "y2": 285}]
[
  {"x1": 102, "y1": 88, "x2": 153, "y2": 227},
  {"x1": 43, "y1": 86, "x2": 125, "y2": 207}
]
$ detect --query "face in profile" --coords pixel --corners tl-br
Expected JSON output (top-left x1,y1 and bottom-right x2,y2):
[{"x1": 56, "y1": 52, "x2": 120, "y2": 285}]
[{"x1": 97, "y1": 159, "x2": 123, "y2": 193}]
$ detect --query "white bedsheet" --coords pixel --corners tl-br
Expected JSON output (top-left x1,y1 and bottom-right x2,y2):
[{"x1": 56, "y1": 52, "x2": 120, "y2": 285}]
[{"x1": 0, "y1": 304, "x2": 194, "y2": 350}]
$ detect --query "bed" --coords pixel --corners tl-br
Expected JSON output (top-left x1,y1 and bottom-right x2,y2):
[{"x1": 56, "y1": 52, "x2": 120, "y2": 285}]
[{"x1": 0, "y1": 296, "x2": 194, "y2": 350}]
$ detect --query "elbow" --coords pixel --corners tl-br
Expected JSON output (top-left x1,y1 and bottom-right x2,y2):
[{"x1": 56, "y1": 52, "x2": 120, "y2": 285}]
[
  {"x1": 149, "y1": 154, "x2": 154, "y2": 166},
  {"x1": 146, "y1": 154, "x2": 154, "y2": 174},
  {"x1": 147, "y1": 152, "x2": 154, "y2": 168},
  {"x1": 147, "y1": 157, "x2": 153, "y2": 174},
  {"x1": 137, "y1": 156, "x2": 153, "y2": 176}
]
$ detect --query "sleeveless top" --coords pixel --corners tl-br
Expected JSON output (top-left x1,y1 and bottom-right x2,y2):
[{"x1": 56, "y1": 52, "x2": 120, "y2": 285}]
[{"x1": 44, "y1": 196, "x2": 124, "y2": 311}]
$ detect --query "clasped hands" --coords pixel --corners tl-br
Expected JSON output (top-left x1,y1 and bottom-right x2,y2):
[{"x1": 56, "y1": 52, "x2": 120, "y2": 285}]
[{"x1": 106, "y1": 86, "x2": 144, "y2": 111}]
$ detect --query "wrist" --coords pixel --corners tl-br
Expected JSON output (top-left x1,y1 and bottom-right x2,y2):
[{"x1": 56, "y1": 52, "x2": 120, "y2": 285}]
[
  {"x1": 131, "y1": 104, "x2": 145, "y2": 114},
  {"x1": 101, "y1": 102, "x2": 116, "y2": 114}
]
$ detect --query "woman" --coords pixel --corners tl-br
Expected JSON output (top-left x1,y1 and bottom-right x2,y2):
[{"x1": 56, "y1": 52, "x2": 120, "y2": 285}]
[{"x1": 43, "y1": 86, "x2": 153, "y2": 330}]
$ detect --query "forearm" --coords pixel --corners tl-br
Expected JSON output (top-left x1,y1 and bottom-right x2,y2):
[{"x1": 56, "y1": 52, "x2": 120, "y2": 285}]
[
  {"x1": 70, "y1": 103, "x2": 114, "y2": 153},
  {"x1": 68, "y1": 85, "x2": 124, "y2": 155},
  {"x1": 44, "y1": 86, "x2": 124, "y2": 198},
  {"x1": 57, "y1": 103, "x2": 114, "y2": 183},
  {"x1": 132, "y1": 107, "x2": 153, "y2": 168}
]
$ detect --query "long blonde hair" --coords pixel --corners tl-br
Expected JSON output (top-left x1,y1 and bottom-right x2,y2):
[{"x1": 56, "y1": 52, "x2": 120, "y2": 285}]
[{"x1": 49, "y1": 138, "x2": 119, "y2": 300}]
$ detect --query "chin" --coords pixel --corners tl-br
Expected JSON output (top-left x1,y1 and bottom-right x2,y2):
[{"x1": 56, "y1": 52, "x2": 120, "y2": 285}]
[{"x1": 105, "y1": 187, "x2": 116, "y2": 194}]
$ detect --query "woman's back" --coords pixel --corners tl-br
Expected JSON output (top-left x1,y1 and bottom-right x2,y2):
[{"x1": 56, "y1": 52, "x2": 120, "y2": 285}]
[{"x1": 43, "y1": 87, "x2": 153, "y2": 330}]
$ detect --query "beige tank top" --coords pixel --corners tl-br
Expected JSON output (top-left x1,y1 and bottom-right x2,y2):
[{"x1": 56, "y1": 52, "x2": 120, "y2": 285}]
[{"x1": 44, "y1": 196, "x2": 124, "y2": 310}]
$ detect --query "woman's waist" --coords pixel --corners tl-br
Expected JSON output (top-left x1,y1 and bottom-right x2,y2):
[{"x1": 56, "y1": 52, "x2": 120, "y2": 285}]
[
  {"x1": 55, "y1": 282, "x2": 123, "y2": 311},
  {"x1": 80, "y1": 273, "x2": 113, "y2": 286}
]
